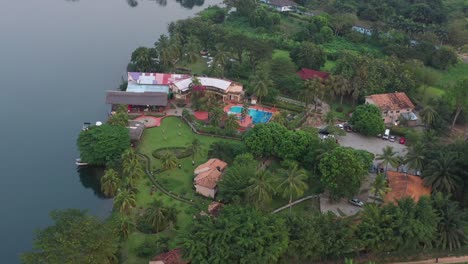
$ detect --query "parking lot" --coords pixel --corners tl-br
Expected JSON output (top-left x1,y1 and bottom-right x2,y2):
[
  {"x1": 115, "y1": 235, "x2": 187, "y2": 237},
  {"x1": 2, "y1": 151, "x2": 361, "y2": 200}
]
[{"x1": 338, "y1": 131, "x2": 408, "y2": 157}]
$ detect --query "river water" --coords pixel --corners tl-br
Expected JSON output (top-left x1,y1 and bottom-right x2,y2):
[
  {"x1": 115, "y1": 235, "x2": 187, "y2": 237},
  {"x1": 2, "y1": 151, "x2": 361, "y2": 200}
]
[{"x1": 0, "y1": 0, "x2": 218, "y2": 262}]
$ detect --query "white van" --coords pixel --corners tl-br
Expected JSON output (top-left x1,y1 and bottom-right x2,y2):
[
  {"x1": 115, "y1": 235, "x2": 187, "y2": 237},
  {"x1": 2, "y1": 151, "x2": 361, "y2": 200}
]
[{"x1": 382, "y1": 129, "x2": 390, "y2": 140}]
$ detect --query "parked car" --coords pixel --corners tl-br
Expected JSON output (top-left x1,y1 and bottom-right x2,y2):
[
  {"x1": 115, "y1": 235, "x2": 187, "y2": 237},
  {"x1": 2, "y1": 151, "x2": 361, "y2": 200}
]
[
  {"x1": 344, "y1": 125, "x2": 353, "y2": 132},
  {"x1": 318, "y1": 128, "x2": 329, "y2": 135},
  {"x1": 336, "y1": 123, "x2": 344, "y2": 130},
  {"x1": 349, "y1": 198, "x2": 364, "y2": 207},
  {"x1": 382, "y1": 129, "x2": 390, "y2": 140},
  {"x1": 399, "y1": 137, "x2": 406, "y2": 145},
  {"x1": 389, "y1": 135, "x2": 396, "y2": 142}
]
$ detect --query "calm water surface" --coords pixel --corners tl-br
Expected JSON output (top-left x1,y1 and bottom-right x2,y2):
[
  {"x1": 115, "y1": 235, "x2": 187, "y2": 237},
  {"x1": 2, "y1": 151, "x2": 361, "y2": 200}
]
[{"x1": 0, "y1": 0, "x2": 218, "y2": 262}]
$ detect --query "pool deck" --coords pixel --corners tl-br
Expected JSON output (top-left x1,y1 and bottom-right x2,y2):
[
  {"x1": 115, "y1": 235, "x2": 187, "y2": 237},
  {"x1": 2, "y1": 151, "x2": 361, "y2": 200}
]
[{"x1": 223, "y1": 103, "x2": 278, "y2": 128}]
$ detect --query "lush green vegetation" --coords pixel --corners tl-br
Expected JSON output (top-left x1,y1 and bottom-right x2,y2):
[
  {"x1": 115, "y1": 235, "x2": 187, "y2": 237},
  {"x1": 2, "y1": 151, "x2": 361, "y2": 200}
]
[{"x1": 39, "y1": 0, "x2": 468, "y2": 263}]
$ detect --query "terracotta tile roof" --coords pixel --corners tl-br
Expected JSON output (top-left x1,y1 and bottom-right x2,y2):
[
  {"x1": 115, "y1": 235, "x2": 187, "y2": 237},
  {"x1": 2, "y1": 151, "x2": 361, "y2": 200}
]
[
  {"x1": 366, "y1": 92, "x2": 415, "y2": 111},
  {"x1": 194, "y1": 159, "x2": 227, "y2": 189},
  {"x1": 149, "y1": 248, "x2": 188, "y2": 264},
  {"x1": 297, "y1": 68, "x2": 330, "y2": 81},
  {"x1": 385, "y1": 171, "x2": 431, "y2": 203}
]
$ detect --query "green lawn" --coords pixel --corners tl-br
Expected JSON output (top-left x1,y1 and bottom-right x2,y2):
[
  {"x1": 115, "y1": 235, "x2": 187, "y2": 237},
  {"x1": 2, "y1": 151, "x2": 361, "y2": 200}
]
[
  {"x1": 176, "y1": 55, "x2": 209, "y2": 75},
  {"x1": 122, "y1": 117, "x2": 237, "y2": 263},
  {"x1": 322, "y1": 60, "x2": 336, "y2": 72}
]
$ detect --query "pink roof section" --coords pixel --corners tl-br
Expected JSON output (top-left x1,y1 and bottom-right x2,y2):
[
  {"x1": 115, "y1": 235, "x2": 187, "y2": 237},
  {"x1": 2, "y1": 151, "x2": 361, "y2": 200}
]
[{"x1": 127, "y1": 72, "x2": 190, "y2": 85}]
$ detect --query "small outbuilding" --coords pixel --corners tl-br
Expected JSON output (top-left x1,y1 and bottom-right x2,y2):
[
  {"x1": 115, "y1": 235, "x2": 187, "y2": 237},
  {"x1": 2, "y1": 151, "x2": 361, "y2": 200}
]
[
  {"x1": 149, "y1": 248, "x2": 188, "y2": 264},
  {"x1": 193, "y1": 159, "x2": 228, "y2": 199}
]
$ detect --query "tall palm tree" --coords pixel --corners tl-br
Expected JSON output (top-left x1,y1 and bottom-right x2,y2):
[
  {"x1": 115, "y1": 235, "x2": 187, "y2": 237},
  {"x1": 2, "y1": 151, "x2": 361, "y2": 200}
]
[
  {"x1": 432, "y1": 192, "x2": 467, "y2": 251},
  {"x1": 423, "y1": 153, "x2": 463, "y2": 195},
  {"x1": 370, "y1": 173, "x2": 391, "y2": 199},
  {"x1": 420, "y1": 106, "x2": 437, "y2": 127},
  {"x1": 100, "y1": 169, "x2": 120, "y2": 197},
  {"x1": 405, "y1": 142, "x2": 425, "y2": 173},
  {"x1": 250, "y1": 71, "x2": 272, "y2": 104},
  {"x1": 245, "y1": 170, "x2": 277, "y2": 208},
  {"x1": 209, "y1": 107, "x2": 224, "y2": 127},
  {"x1": 145, "y1": 200, "x2": 177, "y2": 233},
  {"x1": 160, "y1": 151, "x2": 178, "y2": 170},
  {"x1": 214, "y1": 44, "x2": 230, "y2": 77},
  {"x1": 189, "y1": 139, "x2": 201, "y2": 164},
  {"x1": 122, "y1": 149, "x2": 144, "y2": 182},
  {"x1": 327, "y1": 75, "x2": 350, "y2": 105},
  {"x1": 241, "y1": 101, "x2": 250, "y2": 122},
  {"x1": 302, "y1": 79, "x2": 324, "y2": 110},
  {"x1": 114, "y1": 189, "x2": 136, "y2": 214},
  {"x1": 376, "y1": 146, "x2": 400, "y2": 172},
  {"x1": 184, "y1": 37, "x2": 200, "y2": 64},
  {"x1": 225, "y1": 114, "x2": 239, "y2": 132},
  {"x1": 114, "y1": 213, "x2": 135, "y2": 239},
  {"x1": 277, "y1": 163, "x2": 308, "y2": 213}
]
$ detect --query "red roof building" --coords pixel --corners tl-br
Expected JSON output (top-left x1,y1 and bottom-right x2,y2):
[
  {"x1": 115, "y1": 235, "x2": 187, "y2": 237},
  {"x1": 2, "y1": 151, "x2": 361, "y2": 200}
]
[{"x1": 297, "y1": 68, "x2": 330, "y2": 81}]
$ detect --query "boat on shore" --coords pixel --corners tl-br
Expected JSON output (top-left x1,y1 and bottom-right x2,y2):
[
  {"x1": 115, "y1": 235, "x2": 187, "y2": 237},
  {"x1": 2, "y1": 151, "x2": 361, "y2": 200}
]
[{"x1": 75, "y1": 158, "x2": 88, "y2": 166}]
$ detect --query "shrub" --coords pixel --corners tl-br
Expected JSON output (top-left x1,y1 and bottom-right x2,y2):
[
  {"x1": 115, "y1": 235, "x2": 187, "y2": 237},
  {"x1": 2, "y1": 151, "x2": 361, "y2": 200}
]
[
  {"x1": 152, "y1": 147, "x2": 193, "y2": 159},
  {"x1": 336, "y1": 106, "x2": 344, "y2": 113},
  {"x1": 135, "y1": 236, "x2": 169, "y2": 258}
]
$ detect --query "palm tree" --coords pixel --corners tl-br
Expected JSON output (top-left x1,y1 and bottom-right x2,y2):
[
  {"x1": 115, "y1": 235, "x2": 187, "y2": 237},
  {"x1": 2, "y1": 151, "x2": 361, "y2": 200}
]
[
  {"x1": 145, "y1": 200, "x2": 177, "y2": 233},
  {"x1": 327, "y1": 75, "x2": 350, "y2": 105},
  {"x1": 114, "y1": 213, "x2": 135, "y2": 239},
  {"x1": 277, "y1": 163, "x2": 308, "y2": 213},
  {"x1": 324, "y1": 111, "x2": 336, "y2": 126},
  {"x1": 160, "y1": 151, "x2": 178, "y2": 170},
  {"x1": 241, "y1": 100, "x2": 250, "y2": 122},
  {"x1": 405, "y1": 142, "x2": 425, "y2": 173},
  {"x1": 100, "y1": 169, "x2": 120, "y2": 197},
  {"x1": 184, "y1": 37, "x2": 200, "y2": 64},
  {"x1": 189, "y1": 139, "x2": 201, "y2": 164},
  {"x1": 209, "y1": 107, "x2": 224, "y2": 127},
  {"x1": 420, "y1": 105, "x2": 437, "y2": 127},
  {"x1": 214, "y1": 44, "x2": 230, "y2": 77},
  {"x1": 432, "y1": 192, "x2": 467, "y2": 251},
  {"x1": 225, "y1": 114, "x2": 239, "y2": 132},
  {"x1": 114, "y1": 189, "x2": 136, "y2": 214},
  {"x1": 423, "y1": 153, "x2": 463, "y2": 195},
  {"x1": 302, "y1": 79, "x2": 324, "y2": 110},
  {"x1": 370, "y1": 173, "x2": 390, "y2": 199},
  {"x1": 271, "y1": 112, "x2": 287, "y2": 126},
  {"x1": 122, "y1": 149, "x2": 144, "y2": 181},
  {"x1": 245, "y1": 170, "x2": 277, "y2": 208},
  {"x1": 250, "y1": 71, "x2": 272, "y2": 104},
  {"x1": 376, "y1": 146, "x2": 400, "y2": 172}
]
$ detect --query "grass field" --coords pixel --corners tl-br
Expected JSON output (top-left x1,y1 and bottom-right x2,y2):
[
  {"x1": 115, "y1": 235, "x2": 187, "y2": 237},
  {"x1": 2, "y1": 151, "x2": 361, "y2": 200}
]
[
  {"x1": 122, "y1": 117, "x2": 236, "y2": 264},
  {"x1": 418, "y1": 62, "x2": 467, "y2": 103}
]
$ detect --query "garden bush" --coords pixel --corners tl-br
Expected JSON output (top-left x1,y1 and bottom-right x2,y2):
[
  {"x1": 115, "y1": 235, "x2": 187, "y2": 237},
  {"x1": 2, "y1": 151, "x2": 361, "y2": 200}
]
[
  {"x1": 152, "y1": 147, "x2": 193, "y2": 159},
  {"x1": 135, "y1": 237, "x2": 169, "y2": 258}
]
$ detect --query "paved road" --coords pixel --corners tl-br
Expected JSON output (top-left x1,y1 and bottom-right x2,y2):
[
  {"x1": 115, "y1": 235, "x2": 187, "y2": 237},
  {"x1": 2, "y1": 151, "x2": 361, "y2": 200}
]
[{"x1": 391, "y1": 255, "x2": 468, "y2": 264}]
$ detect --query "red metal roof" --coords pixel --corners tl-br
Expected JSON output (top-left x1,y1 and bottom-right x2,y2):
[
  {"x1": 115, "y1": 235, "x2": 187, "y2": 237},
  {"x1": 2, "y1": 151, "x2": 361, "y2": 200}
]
[{"x1": 297, "y1": 68, "x2": 330, "y2": 81}]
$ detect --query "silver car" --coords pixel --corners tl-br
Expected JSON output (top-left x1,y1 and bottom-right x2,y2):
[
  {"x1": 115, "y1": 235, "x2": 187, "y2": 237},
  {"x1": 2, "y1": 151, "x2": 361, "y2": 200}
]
[{"x1": 348, "y1": 198, "x2": 364, "y2": 207}]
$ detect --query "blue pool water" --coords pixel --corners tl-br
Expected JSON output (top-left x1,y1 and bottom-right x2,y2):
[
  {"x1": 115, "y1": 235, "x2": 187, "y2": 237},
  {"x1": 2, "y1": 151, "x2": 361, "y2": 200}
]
[{"x1": 229, "y1": 106, "x2": 273, "y2": 124}]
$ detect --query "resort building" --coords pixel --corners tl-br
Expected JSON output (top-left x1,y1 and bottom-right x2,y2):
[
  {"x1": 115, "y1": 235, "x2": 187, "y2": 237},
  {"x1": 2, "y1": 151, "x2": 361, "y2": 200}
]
[
  {"x1": 171, "y1": 77, "x2": 244, "y2": 103},
  {"x1": 105, "y1": 72, "x2": 189, "y2": 112},
  {"x1": 385, "y1": 171, "x2": 431, "y2": 204},
  {"x1": 193, "y1": 159, "x2": 228, "y2": 199},
  {"x1": 365, "y1": 92, "x2": 416, "y2": 125},
  {"x1": 149, "y1": 248, "x2": 188, "y2": 264},
  {"x1": 105, "y1": 91, "x2": 168, "y2": 112},
  {"x1": 261, "y1": 0, "x2": 297, "y2": 12},
  {"x1": 297, "y1": 68, "x2": 330, "y2": 82}
]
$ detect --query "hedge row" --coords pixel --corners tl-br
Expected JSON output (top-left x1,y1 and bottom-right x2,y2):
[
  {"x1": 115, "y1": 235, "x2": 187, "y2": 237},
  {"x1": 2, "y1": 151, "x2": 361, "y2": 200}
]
[
  {"x1": 263, "y1": 101, "x2": 305, "y2": 113},
  {"x1": 152, "y1": 146, "x2": 193, "y2": 159}
]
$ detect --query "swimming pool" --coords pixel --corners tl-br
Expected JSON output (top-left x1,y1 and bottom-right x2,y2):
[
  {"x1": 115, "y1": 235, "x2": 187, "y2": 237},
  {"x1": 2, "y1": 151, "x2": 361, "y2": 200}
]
[{"x1": 229, "y1": 106, "x2": 273, "y2": 124}]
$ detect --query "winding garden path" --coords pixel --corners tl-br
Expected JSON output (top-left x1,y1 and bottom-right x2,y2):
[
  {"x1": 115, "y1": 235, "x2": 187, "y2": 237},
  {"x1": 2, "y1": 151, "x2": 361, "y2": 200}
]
[{"x1": 138, "y1": 153, "x2": 196, "y2": 205}]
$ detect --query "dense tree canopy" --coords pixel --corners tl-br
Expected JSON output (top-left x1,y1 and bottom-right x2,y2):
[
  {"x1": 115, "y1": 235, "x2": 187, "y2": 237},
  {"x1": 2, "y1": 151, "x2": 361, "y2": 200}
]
[
  {"x1": 21, "y1": 209, "x2": 119, "y2": 264},
  {"x1": 180, "y1": 205, "x2": 289, "y2": 264},
  {"x1": 290, "y1": 42, "x2": 326, "y2": 70},
  {"x1": 319, "y1": 147, "x2": 370, "y2": 200},
  {"x1": 77, "y1": 124, "x2": 130, "y2": 165},
  {"x1": 349, "y1": 104, "x2": 385, "y2": 136}
]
